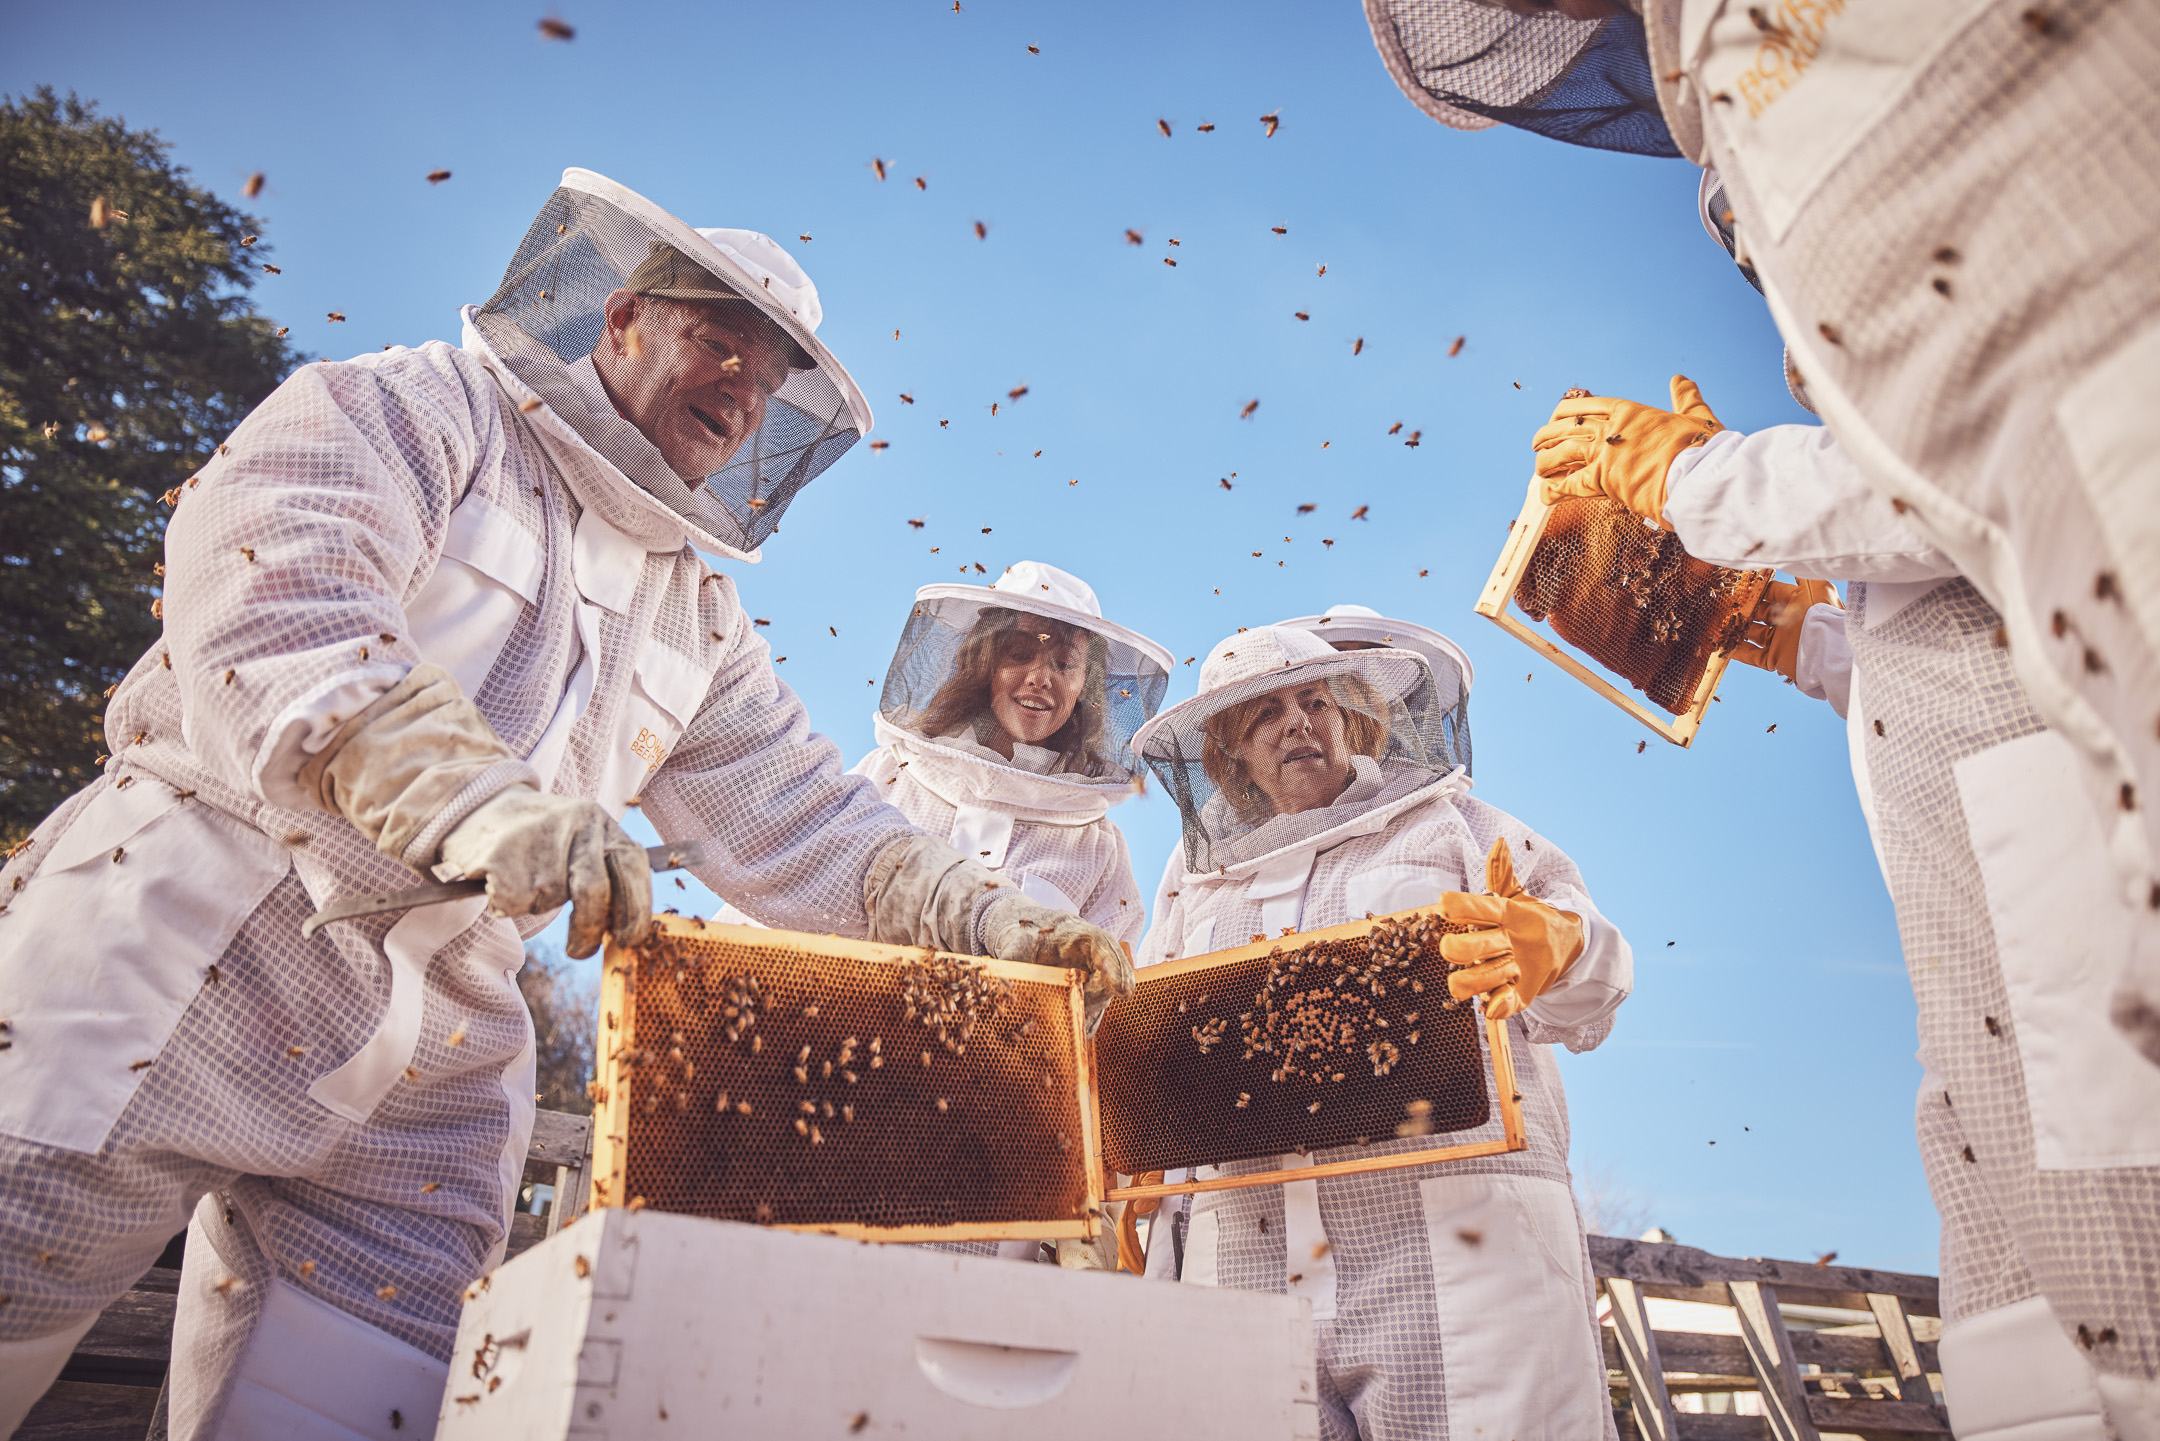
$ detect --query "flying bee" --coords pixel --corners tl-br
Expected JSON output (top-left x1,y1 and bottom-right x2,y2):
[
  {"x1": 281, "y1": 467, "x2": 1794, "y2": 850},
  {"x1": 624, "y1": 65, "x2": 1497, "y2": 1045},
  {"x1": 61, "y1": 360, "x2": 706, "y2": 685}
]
[
  {"x1": 243, "y1": 172, "x2": 265, "y2": 199},
  {"x1": 914, "y1": 176, "x2": 927, "y2": 191},
  {"x1": 1240, "y1": 400, "x2": 1259, "y2": 420},
  {"x1": 537, "y1": 16, "x2": 574, "y2": 39},
  {"x1": 973, "y1": 221, "x2": 988, "y2": 240},
  {"x1": 426, "y1": 170, "x2": 451, "y2": 184},
  {"x1": 1448, "y1": 336, "x2": 1465, "y2": 357},
  {"x1": 1157, "y1": 119, "x2": 1172, "y2": 137},
  {"x1": 871, "y1": 157, "x2": 889, "y2": 181},
  {"x1": 1294, "y1": 311, "x2": 1309, "y2": 321},
  {"x1": 1125, "y1": 229, "x2": 1143, "y2": 245},
  {"x1": 1260, "y1": 111, "x2": 1281, "y2": 137},
  {"x1": 1163, "y1": 257, "x2": 1176, "y2": 267}
]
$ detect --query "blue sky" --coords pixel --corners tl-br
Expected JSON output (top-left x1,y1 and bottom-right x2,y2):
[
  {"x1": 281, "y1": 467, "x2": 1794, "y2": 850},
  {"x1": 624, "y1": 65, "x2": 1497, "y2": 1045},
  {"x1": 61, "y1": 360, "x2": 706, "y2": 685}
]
[{"x1": 6, "y1": 0, "x2": 1933, "y2": 1271}]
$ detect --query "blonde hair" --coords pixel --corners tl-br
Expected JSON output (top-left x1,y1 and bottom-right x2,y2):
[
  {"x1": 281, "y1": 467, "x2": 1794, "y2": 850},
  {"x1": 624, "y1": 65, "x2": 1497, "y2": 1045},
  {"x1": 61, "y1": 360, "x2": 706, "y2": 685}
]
[
  {"x1": 918, "y1": 608, "x2": 1112, "y2": 773},
  {"x1": 1201, "y1": 674, "x2": 1388, "y2": 824}
]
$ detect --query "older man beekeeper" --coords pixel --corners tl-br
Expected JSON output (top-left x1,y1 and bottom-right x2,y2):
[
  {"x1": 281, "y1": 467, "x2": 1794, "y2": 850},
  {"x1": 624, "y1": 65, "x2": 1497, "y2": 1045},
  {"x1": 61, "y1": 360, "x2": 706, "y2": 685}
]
[{"x1": 0, "y1": 168, "x2": 1131, "y2": 1439}]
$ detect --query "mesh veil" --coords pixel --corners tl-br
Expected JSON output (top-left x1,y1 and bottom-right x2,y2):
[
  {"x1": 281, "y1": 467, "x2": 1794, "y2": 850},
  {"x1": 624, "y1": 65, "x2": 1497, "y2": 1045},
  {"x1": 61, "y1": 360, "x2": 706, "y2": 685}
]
[
  {"x1": 1364, "y1": 0, "x2": 1679, "y2": 158},
  {"x1": 1139, "y1": 648, "x2": 1470, "y2": 877},
  {"x1": 471, "y1": 170, "x2": 868, "y2": 560},
  {"x1": 879, "y1": 586, "x2": 1172, "y2": 784}
]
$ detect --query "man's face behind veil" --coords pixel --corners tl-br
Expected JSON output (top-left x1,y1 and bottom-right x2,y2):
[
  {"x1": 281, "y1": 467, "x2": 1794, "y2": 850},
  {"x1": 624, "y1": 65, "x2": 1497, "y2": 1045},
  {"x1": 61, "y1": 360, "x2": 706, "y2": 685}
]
[{"x1": 597, "y1": 293, "x2": 793, "y2": 481}]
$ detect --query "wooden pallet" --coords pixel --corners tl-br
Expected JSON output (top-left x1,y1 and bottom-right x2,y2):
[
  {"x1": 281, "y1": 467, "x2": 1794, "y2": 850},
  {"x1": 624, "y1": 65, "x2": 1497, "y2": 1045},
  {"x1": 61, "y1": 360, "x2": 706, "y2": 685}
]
[{"x1": 1593, "y1": 1235, "x2": 1949, "y2": 1441}]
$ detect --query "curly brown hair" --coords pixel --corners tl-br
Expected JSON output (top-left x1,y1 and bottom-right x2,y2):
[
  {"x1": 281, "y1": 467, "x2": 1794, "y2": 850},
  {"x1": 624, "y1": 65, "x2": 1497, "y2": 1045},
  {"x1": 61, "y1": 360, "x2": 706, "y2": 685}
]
[
  {"x1": 917, "y1": 608, "x2": 1112, "y2": 773},
  {"x1": 1200, "y1": 674, "x2": 1389, "y2": 824}
]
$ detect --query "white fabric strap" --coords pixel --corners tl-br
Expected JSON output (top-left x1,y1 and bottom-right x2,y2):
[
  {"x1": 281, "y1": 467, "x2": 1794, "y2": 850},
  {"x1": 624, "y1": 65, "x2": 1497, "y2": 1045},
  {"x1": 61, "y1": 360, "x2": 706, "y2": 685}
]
[
  {"x1": 1278, "y1": 1155, "x2": 1339, "y2": 1321},
  {"x1": 1247, "y1": 849, "x2": 1319, "y2": 939},
  {"x1": 217, "y1": 1279, "x2": 451, "y2": 1440},
  {"x1": 1938, "y1": 1294, "x2": 2109, "y2": 1441},
  {"x1": 951, "y1": 803, "x2": 1017, "y2": 870}
]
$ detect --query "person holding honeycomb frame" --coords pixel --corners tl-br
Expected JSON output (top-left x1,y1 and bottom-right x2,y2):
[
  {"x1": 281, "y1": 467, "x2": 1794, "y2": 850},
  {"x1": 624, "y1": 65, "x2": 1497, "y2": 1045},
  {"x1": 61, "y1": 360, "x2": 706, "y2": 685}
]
[{"x1": 1133, "y1": 624, "x2": 1632, "y2": 1441}]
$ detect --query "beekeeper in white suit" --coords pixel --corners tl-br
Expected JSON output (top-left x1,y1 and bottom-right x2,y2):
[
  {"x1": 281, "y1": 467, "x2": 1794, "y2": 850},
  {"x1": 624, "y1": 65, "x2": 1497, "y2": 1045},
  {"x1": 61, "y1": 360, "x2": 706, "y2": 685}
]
[
  {"x1": 0, "y1": 168, "x2": 1130, "y2": 1439},
  {"x1": 1134, "y1": 625, "x2": 1631, "y2": 1441},
  {"x1": 1364, "y1": 0, "x2": 2160, "y2": 1071},
  {"x1": 1366, "y1": 8, "x2": 2160, "y2": 1430},
  {"x1": 723, "y1": 559, "x2": 1171, "y2": 1263}
]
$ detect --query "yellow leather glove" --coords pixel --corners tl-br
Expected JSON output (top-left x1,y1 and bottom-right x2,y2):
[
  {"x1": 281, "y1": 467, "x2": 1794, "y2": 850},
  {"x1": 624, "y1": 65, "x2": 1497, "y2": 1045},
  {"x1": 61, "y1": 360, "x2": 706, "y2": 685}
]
[
  {"x1": 1437, "y1": 838, "x2": 1584, "y2": 1022},
  {"x1": 1728, "y1": 578, "x2": 1842, "y2": 682},
  {"x1": 1531, "y1": 375, "x2": 1724, "y2": 527}
]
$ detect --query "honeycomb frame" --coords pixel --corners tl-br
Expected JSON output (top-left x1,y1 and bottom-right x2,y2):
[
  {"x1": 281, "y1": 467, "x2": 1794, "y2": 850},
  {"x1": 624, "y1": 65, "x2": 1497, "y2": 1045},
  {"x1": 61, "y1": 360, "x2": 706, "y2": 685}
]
[
  {"x1": 1098, "y1": 904, "x2": 1526, "y2": 1204},
  {"x1": 590, "y1": 915, "x2": 1103, "y2": 1242},
  {"x1": 1473, "y1": 479, "x2": 1771, "y2": 748}
]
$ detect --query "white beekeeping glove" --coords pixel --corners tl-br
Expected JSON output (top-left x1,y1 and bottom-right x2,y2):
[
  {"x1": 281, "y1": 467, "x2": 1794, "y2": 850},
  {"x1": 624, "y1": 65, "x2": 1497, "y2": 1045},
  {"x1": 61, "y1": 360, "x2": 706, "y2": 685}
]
[
  {"x1": 438, "y1": 788, "x2": 652, "y2": 959},
  {"x1": 864, "y1": 835, "x2": 1135, "y2": 1033},
  {"x1": 300, "y1": 663, "x2": 649, "y2": 957}
]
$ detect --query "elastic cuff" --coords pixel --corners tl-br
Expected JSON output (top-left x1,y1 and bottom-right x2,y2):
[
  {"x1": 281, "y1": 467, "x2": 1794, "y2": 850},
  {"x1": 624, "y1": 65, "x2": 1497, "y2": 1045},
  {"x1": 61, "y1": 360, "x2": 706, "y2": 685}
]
[
  {"x1": 253, "y1": 664, "x2": 409, "y2": 811},
  {"x1": 401, "y1": 760, "x2": 541, "y2": 871}
]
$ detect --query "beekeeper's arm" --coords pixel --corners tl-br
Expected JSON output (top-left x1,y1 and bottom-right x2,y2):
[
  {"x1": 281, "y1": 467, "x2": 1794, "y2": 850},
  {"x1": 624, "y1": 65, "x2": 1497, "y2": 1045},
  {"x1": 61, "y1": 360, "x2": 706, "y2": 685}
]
[
  {"x1": 639, "y1": 596, "x2": 1134, "y2": 1030},
  {"x1": 164, "y1": 348, "x2": 649, "y2": 957},
  {"x1": 1428, "y1": 825, "x2": 1630, "y2": 1052},
  {"x1": 1536, "y1": 376, "x2": 1963, "y2": 719}
]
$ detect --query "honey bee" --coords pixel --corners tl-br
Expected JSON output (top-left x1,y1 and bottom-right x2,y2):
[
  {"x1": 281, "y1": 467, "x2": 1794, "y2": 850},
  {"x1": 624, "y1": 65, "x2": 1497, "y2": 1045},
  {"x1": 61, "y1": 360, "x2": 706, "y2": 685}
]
[
  {"x1": 376, "y1": 1285, "x2": 398, "y2": 1300},
  {"x1": 1007, "y1": 385, "x2": 1028, "y2": 401},
  {"x1": 973, "y1": 221, "x2": 988, "y2": 240},
  {"x1": 1219, "y1": 479, "x2": 1233, "y2": 491},
  {"x1": 871, "y1": 157, "x2": 889, "y2": 181},
  {"x1": 1240, "y1": 400, "x2": 1259, "y2": 420},
  {"x1": 446, "y1": 1028, "x2": 467, "y2": 1047},
  {"x1": 1157, "y1": 119, "x2": 1173, "y2": 137},
  {"x1": 1163, "y1": 257, "x2": 1176, "y2": 267},
  {"x1": 213, "y1": 1276, "x2": 242, "y2": 1296},
  {"x1": 420, "y1": 1182, "x2": 440, "y2": 1194},
  {"x1": 1447, "y1": 336, "x2": 1465, "y2": 358},
  {"x1": 537, "y1": 16, "x2": 574, "y2": 40},
  {"x1": 426, "y1": 170, "x2": 452, "y2": 185},
  {"x1": 913, "y1": 177, "x2": 927, "y2": 191},
  {"x1": 1260, "y1": 111, "x2": 1281, "y2": 137},
  {"x1": 1125, "y1": 229, "x2": 1143, "y2": 245},
  {"x1": 1027, "y1": 44, "x2": 1040, "y2": 53},
  {"x1": 1293, "y1": 312, "x2": 1309, "y2": 322},
  {"x1": 1351, "y1": 506, "x2": 1369, "y2": 521},
  {"x1": 243, "y1": 173, "x2": 265, "y2": 199},
  {"x1": 326, "y1": 311, "x2": 346, "y2": 323},
  {"x1": 1405, "y1": 431, "x2": 1421, "y2": 448}
]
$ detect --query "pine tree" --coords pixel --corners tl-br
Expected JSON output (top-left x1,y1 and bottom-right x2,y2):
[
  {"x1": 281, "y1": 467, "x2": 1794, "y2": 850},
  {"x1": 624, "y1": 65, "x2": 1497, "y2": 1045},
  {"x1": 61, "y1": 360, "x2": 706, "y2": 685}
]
[{"x1": 0, "y1": 88, "x2": 301, "y2": 844}]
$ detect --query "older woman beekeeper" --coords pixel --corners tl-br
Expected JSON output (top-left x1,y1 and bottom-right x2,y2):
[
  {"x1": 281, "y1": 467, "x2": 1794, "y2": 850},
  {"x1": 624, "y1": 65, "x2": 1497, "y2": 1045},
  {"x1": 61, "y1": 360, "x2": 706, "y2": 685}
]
[{"x1": 1134, "y1": 624, "x2": 1632, "y2": 1441}]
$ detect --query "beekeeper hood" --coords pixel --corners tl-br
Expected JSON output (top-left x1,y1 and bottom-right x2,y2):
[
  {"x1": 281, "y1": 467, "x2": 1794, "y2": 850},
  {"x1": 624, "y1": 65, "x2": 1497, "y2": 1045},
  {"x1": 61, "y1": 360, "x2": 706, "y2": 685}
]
[
  {"x1": 465, "y1": 167, "x2": 872, "y2": 562},
  {"x1": 1134, "y1": 626, "x2": 1469, "y2": 880},
  {"x1": 1274, "y1": 602, "x2": 1476, "y2": 779},
  {"x1": 1363, "y1": 0, "x2": 1685, "y2": 158},
  {"x1": 876, "y1": 561, "x2": 1174, "y2": 813}
]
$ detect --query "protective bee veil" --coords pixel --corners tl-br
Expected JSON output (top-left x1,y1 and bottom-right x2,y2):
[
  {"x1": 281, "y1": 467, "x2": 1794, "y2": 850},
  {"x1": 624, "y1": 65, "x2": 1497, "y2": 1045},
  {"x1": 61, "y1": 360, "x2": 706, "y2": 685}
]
[
  {"x1": 877, "y1": 562, "x2": 1173, "y2": 801},
  {"x1": 1363, "y1": 0, "x2": 1679, "y2": 157},
  {"x1": 468, "y1": 168, "x2": 872, "y2": 562},
  {"x1": 1136, "y1": 627, "x2": 1471, "y2": 880}
]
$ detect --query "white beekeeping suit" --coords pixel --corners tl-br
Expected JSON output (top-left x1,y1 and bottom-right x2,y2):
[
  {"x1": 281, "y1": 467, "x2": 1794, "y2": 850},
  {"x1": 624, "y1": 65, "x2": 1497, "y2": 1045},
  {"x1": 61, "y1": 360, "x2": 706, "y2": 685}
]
[
  {"x1": 1133, "y1": 627, "x2": 1631, "y2": 1441},
  {"x1": 0, "y1": 168, "x2": 1128, "y2": 1440},
  {"x1": 724, "y1": 560, "x2": 1172, "y2": 1262},
  {"x1": 1368, "y1": 0, "x2": 2160, "y2": 1064},
  {"x1": 1660, "y1": 422, "x2": 2160, "y2": 1441},
  {"x1": 850, "y1": 561, "x2": 1168, "y2": 948}
]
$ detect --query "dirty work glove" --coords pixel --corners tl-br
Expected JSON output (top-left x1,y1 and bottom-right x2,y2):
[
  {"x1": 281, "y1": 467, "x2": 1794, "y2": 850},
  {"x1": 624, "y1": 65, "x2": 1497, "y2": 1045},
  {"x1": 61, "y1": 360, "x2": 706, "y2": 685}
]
[
  {"x1": 1437, "y1": 837, "x2": 1584, "y2": 1021},
  {"x1": 1728, "y1": 578, "x2": 1842, "y2": 683},
  {"x1": 302, "y1": 662, "x2": 537, "y2": 870},
  {"x1": 439, "y1": 787, "x2": 652, "y2": 959},
  {"x1": 864, "y1": 834, "x2": 1136, "y2": 1033},
  {"x1": 1532, "y1": 375, "x2": 1724, "y2": 526},
  {"x1": 980, "y1": 890, "x2": 1137, "y2": 1035}
]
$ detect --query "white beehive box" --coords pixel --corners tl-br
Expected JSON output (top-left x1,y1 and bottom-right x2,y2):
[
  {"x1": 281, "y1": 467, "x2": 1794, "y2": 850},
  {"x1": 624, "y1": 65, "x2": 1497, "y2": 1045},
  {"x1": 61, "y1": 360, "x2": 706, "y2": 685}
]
[{"x1": 437, "y1": 1208, "x2": 1318, "y2": 1439}]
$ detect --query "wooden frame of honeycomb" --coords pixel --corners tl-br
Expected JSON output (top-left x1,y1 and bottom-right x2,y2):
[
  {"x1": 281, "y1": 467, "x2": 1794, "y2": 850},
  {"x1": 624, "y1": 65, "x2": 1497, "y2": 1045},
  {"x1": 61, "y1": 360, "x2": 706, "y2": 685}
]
[{"x1": 1473, "y1": 479, "x2": 1770, "y2": 748}]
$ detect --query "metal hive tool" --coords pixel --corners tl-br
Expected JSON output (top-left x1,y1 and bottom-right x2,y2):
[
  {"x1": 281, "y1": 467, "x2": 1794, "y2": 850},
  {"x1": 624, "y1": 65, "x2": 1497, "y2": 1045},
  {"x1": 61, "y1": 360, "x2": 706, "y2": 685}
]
[
  {"x1": 592, "y1": 916, "x2": 1102, "y2": 1242},
  {"x1": 1475, "y1": 482, "x2": 1772, "y2": 747},
  {"x1": 1096, "y1": 906, "x2": 1525, "y2": 1204}
]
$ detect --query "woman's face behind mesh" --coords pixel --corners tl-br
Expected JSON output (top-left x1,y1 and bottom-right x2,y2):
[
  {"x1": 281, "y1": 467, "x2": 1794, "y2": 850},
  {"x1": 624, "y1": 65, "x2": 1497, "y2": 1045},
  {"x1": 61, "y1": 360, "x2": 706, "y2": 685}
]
[
  {"x1": 1225, "y1": 681, "x2": 1354, "y2": 817},
  {"x1": 988, "y1": 630, "x2": 1086, "y2": 752}
]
